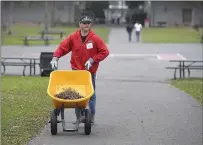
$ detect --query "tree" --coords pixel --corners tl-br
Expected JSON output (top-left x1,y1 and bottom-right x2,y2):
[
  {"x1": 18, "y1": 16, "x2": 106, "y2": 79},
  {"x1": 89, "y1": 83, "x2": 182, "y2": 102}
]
[
  {"x1": 85, "y1": 1, "x2": 109, "y2": 18},
  {"x1": 125, "y1": 1, "x2": 146, "y2": 25}
]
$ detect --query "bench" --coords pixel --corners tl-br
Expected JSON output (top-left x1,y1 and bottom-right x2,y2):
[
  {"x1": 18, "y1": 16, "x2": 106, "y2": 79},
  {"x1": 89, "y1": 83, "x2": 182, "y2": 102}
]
[
  {"x1": 166, "y1": 60, "x2": 203, "y2": 79},
  {"x1": 40, "y1": 29, "x2": 64, "y2": 39},
  {"x1": 1, "y1": 57, "x2": 40, "y2": 76},
  {"x1": 23, "y1": 36, "x2": 59, "y2": 46},
  {"x1": 157, "y1": 21, "x2": 167, "y2": 27}
]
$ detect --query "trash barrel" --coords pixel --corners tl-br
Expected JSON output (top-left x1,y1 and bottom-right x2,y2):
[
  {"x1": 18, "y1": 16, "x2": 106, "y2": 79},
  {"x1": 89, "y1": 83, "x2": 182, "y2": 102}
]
[{"x1": 40, "y1": 52, "x2": 54, "y2": 76}]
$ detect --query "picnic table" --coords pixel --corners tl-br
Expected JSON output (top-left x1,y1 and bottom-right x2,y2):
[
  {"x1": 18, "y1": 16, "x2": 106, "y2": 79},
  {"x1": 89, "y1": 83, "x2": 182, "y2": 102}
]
[
  {"x1": 40, "y1": 29, "x2": 64, "y2": 39},
  {"x1": 166, "y1": 60, "x2": 203, "y2": 79},
  {"x1": 157, "y1": 21, "x2": 167, "y2": 27},
  {"x1": 1, "y1": 52, "x2": 55, "y2": 76},
  {"x1": 23, "y1": 36, "x2": 60, "y2": 46},
  {"x1": 1, "y1": 57, "x2": 40, "y2": 76}
]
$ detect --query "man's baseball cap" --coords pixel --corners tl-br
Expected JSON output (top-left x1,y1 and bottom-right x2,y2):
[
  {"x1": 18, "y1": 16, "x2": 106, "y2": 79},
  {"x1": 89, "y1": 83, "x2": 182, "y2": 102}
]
[{"x1": 79, "y1": 15, "x2": 92, "y2": 23}]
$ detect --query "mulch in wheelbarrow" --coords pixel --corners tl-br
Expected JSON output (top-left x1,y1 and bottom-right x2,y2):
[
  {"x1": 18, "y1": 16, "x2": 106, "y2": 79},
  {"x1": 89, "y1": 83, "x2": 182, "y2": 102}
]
[{"x1": 55, "y1": 87, "x2": 85, "y2": 100}]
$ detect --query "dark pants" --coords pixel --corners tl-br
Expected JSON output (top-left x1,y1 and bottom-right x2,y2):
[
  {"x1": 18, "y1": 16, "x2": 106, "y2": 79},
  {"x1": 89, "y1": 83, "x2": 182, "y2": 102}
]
[
  {"x1": 135, "y1": 31, "x2": 140, "y2": 42},
  {"x1": 128, "y1": 32, "x2": 132, "y2": 42}
]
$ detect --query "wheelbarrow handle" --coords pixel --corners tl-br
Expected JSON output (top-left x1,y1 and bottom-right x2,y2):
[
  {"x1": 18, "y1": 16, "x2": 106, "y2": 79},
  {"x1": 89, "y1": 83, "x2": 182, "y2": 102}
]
[
  {"x1": 85, "y1": 65, "x2": 89, "y2": 71},
  {"x1": 53, "y1": 65, "x2": 88, "y2": 71},
  {"x1": 53, "y1": 66, "x2": 58, "y2": 71}
]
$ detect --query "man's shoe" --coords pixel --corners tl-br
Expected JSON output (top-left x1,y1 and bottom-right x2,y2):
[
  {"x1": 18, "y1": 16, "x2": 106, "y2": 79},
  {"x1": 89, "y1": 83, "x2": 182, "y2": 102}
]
[
  {"x1": 73, "y1": 115, "x2": 95, "y2": 124},
  {"x1": 72, "y1": 119, "x2": 80, "y2": 124},
  {"x1": 80, "y1": 116, "x2": 85, "y2": 123},
  {"x1": 72, "y1": 116, "x2": 85, "y2": 124},
  {"x1": 91, "y1": 115, "x2": 95, "y2": 124}
]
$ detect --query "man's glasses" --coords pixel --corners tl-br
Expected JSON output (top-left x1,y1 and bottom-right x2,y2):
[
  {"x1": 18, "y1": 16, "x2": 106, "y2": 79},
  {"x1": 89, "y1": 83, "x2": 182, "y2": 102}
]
[{"x1": 81, "y1": 21, "x2": 91, "y2": 24}]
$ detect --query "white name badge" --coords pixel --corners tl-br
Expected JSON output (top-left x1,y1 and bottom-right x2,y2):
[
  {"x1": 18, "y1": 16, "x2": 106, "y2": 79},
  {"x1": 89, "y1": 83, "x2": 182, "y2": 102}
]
[{"x1": 86, "y1": 43, "x2": 93, "y2": 49}]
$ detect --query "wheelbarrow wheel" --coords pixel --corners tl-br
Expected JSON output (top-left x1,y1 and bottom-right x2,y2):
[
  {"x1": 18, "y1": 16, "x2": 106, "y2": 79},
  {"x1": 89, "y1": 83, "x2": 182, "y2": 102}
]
[
  {"x1": 51, "y1": 109, "x2": 57, "y2": 135},
  {"x1": 84, "y1": 109, "x2": 91, "y2": 135}
]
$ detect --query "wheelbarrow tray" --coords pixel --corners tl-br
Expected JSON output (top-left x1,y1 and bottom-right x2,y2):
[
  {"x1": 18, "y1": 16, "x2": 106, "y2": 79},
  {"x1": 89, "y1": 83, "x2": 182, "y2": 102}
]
[{"x1": 47, "y1": 70, "x2": 94, "y2": 109}]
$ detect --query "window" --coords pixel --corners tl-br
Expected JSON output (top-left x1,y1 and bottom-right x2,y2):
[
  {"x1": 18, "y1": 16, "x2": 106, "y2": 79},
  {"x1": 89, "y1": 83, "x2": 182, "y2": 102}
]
[{"x1": 182, "y1": 8, "x2": 192, "y2": 23}]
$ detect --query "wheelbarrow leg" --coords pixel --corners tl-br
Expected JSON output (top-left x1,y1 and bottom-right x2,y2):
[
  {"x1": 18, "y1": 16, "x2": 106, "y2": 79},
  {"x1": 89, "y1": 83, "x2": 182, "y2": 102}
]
[
  {"x1": 61, "y1": 107, "x2": 67, "y2": 131},
  {"x1": 61, "y1": 107, "x2": 79, "y2": 132},
  {"x1": 73, "y1": 119, "x2": 80, "y2": 130}
]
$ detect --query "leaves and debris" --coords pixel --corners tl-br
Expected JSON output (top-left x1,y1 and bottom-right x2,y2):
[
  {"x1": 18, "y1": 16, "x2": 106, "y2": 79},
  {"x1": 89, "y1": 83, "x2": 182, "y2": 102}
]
[{"x1": 55, "y1": 87, "x2": 84, "y2": 100}]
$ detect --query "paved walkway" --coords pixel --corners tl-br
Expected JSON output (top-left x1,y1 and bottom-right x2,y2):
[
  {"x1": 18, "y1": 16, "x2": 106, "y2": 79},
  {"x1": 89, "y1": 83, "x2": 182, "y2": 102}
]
[{"x1": 2, "y1": 28, "x2": 202, "y2": 145}]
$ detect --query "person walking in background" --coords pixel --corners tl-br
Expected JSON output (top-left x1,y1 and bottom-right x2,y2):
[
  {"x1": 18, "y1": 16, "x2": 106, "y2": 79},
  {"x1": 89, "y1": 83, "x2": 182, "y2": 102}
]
[
  {"x1": 126, "y1": 22, "x2": 134, "y2": 42},
  {"x1": 134, "y1": 21, "x2": 142, "y2": 42}
]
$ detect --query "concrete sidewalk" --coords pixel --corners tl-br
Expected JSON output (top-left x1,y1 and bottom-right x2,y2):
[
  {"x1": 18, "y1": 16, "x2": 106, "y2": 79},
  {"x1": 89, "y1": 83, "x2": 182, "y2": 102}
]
[{"x1": 27, "y1": 77, "x2": 202, "y2": 145}]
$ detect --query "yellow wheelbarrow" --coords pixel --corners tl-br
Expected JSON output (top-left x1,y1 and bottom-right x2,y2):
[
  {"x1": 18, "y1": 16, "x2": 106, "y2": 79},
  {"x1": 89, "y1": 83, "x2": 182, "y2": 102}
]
[{"x1": 47, "y1": 70, "x2": 94, "y2": 135}]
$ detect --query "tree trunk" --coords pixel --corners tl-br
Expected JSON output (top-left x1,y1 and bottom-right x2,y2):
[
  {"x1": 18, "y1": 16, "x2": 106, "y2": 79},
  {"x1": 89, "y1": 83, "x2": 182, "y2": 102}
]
[
  {"x1": 44, "y1": 1, "x2": 49, "y2": 30},
  {"x1": 51, "y1": 1, "x2": 55, "y2": 27},
  {"x1": 8, "y1": 1, "x2": 14, "y2": 35}
]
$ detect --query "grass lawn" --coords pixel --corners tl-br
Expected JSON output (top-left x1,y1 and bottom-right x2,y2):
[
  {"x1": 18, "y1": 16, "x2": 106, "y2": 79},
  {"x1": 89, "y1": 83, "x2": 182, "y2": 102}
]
[
  {"x1": 2, "y1": 24, "x2": 109, "y2": 45},
  {"x1": 142, "y1": 27, "x2": 201, "y2": 43},
  {"x1": 1, "y1": 76, "x2": 52, "y2": 145},
  {"x1": 170, "y1": 78, "x2": 203, "y2": 105}
]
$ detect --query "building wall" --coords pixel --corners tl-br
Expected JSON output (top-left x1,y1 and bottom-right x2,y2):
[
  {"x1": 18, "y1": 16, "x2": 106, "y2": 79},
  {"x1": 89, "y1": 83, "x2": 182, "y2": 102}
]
[
  {"x1": 104, "y1": 1, "x2": 128, "y2": 24},
  {"x1": 150, "y1": 1, "x2": 203, "y2": 27},
  {"x1": 1, "y1": 1, "x2": 77, "y2": 25}
]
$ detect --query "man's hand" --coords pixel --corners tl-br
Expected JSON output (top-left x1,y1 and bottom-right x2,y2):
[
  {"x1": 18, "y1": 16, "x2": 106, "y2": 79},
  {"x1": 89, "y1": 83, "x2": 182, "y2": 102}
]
[
  {"x1": 50, "y1": 57, "x2": 59, "y2": 70},
  {"x1": 85, "y1": 58, "x2": 94, "y2": 70}
]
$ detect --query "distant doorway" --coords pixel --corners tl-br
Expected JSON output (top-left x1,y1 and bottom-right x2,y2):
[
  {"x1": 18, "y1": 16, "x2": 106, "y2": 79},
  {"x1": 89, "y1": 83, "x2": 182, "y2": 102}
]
[{"x1": 182, "y1": 8, "x2": 192, "y2": 26}]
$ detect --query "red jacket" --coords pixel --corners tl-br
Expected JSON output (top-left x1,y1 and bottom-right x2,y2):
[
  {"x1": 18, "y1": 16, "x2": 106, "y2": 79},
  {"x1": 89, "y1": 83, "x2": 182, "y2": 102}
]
[{"x1": 53, "y1": 29, "x2": 109, "y2": 74}]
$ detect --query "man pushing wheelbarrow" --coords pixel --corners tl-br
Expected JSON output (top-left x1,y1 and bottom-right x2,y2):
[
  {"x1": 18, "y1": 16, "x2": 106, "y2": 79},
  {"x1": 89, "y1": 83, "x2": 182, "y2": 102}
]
[{"x1": 50, "y1": 15, "x2": 109, "y2": 125}]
